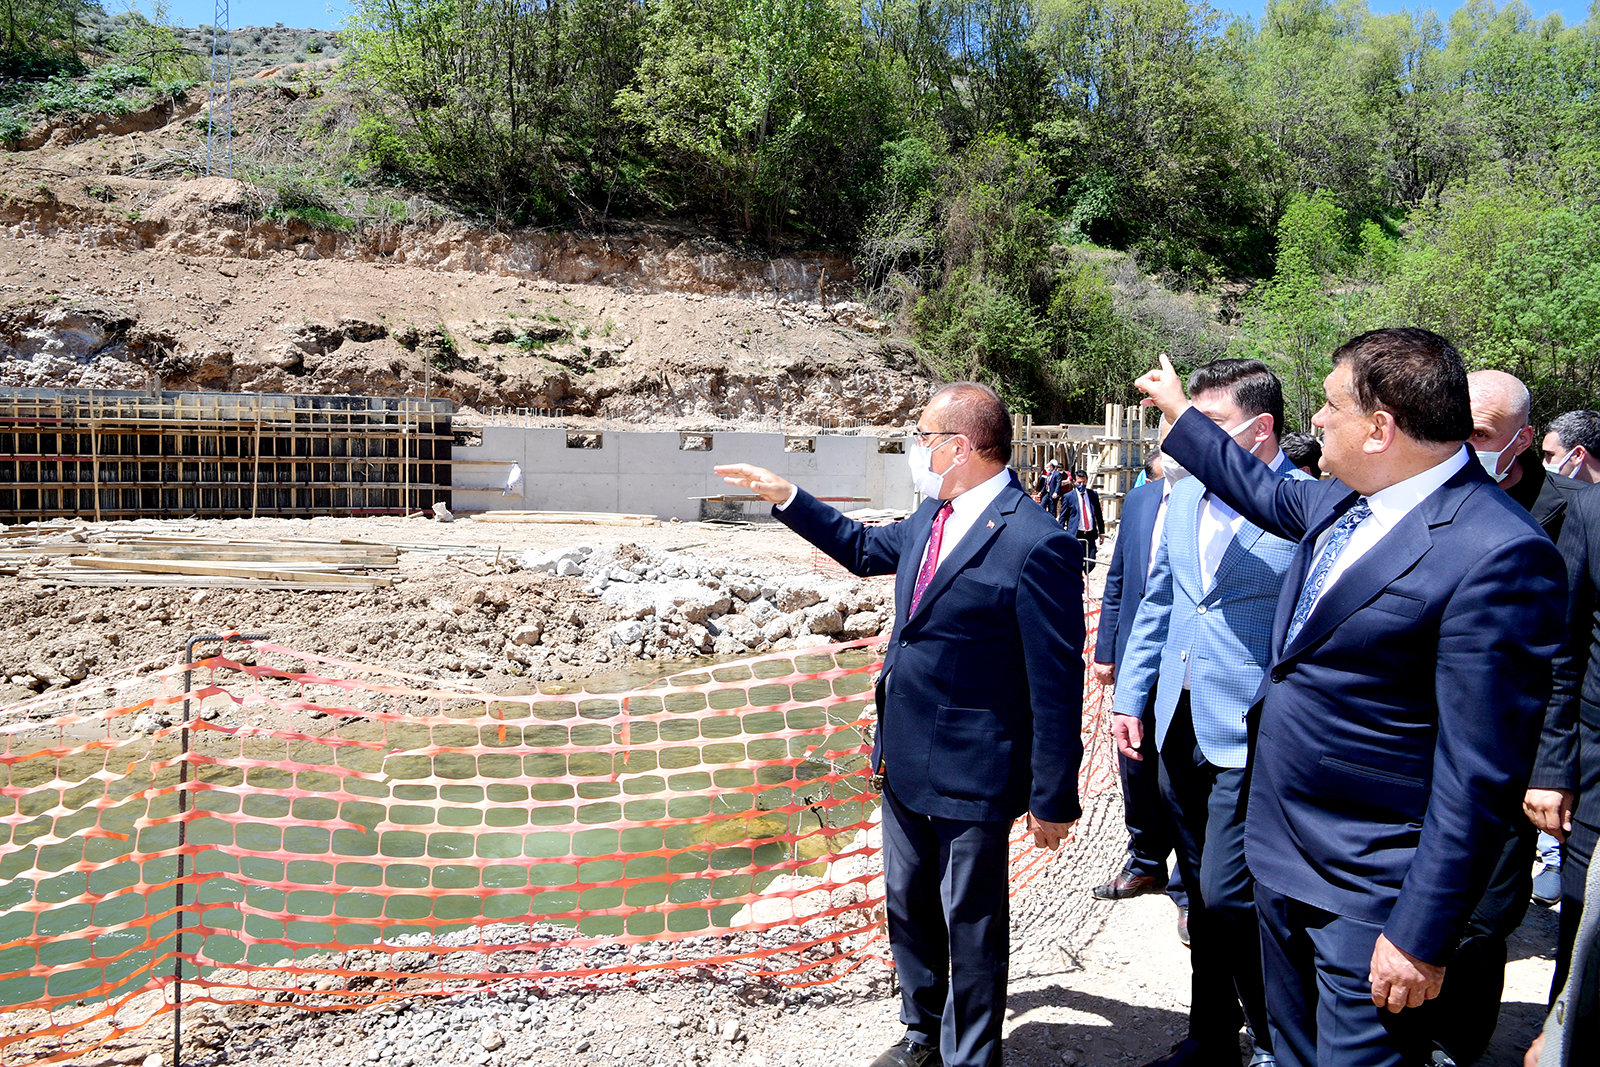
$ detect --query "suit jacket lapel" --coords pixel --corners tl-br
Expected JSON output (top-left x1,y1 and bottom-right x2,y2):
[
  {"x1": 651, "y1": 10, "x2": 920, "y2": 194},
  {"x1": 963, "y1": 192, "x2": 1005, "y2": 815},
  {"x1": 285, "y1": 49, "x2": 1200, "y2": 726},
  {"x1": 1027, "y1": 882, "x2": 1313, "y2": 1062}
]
[
  {"x1": 1276, "y1": 473, "x2": 1483, "y2": 659},
  {"x1": 1280, "y1": 515, "x2": 1432, "y2": 658},
  {"x1": 1205, "y1": 454, "x2": 1297, "y2": 596},
  {"x1": 906, "y1": 483, "x2": 1016, "y2": 622}
]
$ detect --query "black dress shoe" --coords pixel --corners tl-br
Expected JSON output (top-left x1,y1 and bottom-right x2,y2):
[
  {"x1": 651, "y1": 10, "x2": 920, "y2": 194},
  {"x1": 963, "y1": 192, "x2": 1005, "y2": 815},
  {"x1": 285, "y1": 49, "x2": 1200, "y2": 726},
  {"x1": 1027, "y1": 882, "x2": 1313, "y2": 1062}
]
[
  {"x1": 1177, "y1": 904, "x2": 1190, "y2": 946},
  {"x1": 1139, "y1": 1037, "x2": 1238, "y2": 1067},
  {"x1": 869, "y1": 1036, "x2": 941, "y2": 1067},
  {"x1": 1092, "y1": 867, "x2": 1162, "y2": 899}
]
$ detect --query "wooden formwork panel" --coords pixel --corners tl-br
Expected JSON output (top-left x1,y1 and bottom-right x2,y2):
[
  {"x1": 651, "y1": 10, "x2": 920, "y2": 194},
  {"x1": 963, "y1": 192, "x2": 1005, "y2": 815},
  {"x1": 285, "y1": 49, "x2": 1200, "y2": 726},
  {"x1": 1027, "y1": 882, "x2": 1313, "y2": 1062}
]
[{"x1": 0, "y1": 389, "x2": 455, "y2": 523}]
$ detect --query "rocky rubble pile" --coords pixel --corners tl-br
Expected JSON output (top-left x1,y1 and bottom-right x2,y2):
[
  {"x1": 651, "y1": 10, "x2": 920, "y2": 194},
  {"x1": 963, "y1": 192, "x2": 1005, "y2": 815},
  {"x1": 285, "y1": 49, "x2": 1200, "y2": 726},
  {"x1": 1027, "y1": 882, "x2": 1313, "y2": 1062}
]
[
  {"x1": 0, "y1": 531, "x2": 893, "y2": 701},
  {"x1": 514, "y1": 541, "x2": 891, "y2": 673},
  {"x1": 183, "y1": 925, "x2": 893, "y2": 1067}
]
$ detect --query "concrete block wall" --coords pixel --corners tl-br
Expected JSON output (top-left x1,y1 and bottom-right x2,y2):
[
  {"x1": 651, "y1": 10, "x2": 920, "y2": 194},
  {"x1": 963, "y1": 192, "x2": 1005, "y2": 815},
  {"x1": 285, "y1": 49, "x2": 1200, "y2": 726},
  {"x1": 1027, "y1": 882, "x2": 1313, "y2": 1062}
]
[{"x1": 451, "y1": 428, "x2": 917, "y2": 519}]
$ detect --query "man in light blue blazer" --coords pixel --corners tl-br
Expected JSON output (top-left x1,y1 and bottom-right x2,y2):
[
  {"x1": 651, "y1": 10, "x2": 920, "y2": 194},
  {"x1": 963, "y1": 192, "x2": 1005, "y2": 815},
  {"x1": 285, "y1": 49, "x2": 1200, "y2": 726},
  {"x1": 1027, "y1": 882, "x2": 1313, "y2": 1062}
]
[{"x1": 1113, "y1": 360, "x2": 1309, "y2": 1067}]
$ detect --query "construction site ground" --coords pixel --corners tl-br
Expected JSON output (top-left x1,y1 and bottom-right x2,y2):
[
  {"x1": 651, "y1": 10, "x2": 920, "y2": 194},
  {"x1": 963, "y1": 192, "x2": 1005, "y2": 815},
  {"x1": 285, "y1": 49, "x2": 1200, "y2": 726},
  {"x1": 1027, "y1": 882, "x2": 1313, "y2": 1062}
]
[{"x1": 0, "y1": 514, "x2": 1562, "y2": 1067}]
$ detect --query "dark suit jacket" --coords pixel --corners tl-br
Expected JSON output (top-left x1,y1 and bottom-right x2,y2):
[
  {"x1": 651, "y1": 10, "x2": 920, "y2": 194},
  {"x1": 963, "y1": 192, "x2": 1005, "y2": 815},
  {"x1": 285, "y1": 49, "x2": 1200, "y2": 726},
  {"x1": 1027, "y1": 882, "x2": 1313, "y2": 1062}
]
[
  {"x1": 1164, "y1": 409, "x2": 1565, "y2": 964},
  {"x1": 775, "y1": 476, "x2": 1086, "y2": 824},
  {"x1": 1067, "y1": 486, "x2": 1105, "y2": 539},
  {"x1": 1043, "y1": 469, "x2": 1064, "y2": 503},
  {"x1": 1502, "y1": 455, "x2": 1588, "y2": 790},
  {"x1": 1537, "y1": 483, "x2": 1600, "y2": 799},
  {"x1": 1507, "y1": 449, "x2": 1588, "y2": 544},
  {"x1": 1095, "y1": 479, "x2": 1165, "y2": 669}
]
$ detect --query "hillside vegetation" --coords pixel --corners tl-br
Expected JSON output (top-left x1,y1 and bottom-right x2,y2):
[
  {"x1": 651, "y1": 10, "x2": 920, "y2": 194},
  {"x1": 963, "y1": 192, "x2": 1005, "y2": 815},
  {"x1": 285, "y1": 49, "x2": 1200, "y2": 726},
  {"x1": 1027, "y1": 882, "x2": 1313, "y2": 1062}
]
[{"x1": 4, "y1": 0, "x2": 1600, "y2": 425}]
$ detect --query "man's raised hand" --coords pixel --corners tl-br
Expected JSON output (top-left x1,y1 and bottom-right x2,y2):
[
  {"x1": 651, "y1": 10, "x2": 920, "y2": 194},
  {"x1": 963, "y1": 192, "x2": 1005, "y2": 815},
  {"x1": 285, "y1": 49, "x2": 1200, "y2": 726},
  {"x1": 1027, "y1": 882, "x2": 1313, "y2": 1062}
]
[
  {"x1": 713, "y1": 464, "x2": 795, "y2": 505},
  {"x1": 1134, "y1": 353, "x2": 1192, "y2": 423}
]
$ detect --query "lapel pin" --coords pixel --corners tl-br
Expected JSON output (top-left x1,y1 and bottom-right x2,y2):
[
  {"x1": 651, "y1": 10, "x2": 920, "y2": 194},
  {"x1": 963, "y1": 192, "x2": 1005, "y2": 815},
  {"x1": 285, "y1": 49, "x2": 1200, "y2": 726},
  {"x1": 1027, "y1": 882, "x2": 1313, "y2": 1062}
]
[{"x1": 986, "y1": 520, "x2": 995, "y2": 528}]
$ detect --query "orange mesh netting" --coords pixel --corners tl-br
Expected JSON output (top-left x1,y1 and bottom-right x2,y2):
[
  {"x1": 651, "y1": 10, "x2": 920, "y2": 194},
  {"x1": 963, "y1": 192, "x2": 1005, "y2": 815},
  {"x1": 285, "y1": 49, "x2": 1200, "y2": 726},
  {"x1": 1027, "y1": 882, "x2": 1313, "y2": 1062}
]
[{"x1": 0, "y1": 600, "x2": 1115, "y2": 1065}]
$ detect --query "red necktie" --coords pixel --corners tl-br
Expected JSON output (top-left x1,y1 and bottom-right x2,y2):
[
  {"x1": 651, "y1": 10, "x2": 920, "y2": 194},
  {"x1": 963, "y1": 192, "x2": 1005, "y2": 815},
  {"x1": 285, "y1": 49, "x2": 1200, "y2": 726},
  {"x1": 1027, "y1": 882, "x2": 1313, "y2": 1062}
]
[{"x1": 909, "y1": 502, "x2": 953, "y2": 615}]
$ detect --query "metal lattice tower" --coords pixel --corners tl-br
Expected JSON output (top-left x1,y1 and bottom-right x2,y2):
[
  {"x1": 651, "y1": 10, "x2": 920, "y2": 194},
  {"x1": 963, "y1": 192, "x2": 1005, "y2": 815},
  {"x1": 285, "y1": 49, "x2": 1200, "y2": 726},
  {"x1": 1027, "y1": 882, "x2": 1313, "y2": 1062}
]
[{"x1": 206, "y1": 0, "x2": 233, "y2": 178}]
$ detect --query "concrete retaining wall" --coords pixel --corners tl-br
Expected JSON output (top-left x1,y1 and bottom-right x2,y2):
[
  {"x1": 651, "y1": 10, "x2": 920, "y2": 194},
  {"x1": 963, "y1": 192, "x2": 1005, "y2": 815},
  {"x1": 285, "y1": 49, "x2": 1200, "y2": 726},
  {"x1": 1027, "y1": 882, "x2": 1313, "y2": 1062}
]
[{"x1": 451, "y1": 428, "x2": 917, "y2": 519}]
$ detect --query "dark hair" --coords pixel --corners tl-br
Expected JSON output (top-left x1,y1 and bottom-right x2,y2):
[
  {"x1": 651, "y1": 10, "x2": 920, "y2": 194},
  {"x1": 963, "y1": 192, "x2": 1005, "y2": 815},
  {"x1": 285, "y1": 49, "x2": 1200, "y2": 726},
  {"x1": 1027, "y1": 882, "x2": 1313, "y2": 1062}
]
[
  {"x1": 1187, "y1": 359, "x2": 1285, "y2": 437},
  {"x1": 1144, "y1": 446, "x2": 1162, "y2": 477},
  {"x1": 930, "y1": 382, "x2": 1012, "y2": 463},
  {"x1": 1547, "y1": 410, "x2": 1600, "y2": 454},
  {"x1": 1280, "y1": 431, "x2": 1322, "y2": 470},
  {"x1": 1330, "y1": 329, "x2": 1472, "y2": 444},
  {"x1": 1073, "y1": 469, "x2": 1087, "y2": 479}
]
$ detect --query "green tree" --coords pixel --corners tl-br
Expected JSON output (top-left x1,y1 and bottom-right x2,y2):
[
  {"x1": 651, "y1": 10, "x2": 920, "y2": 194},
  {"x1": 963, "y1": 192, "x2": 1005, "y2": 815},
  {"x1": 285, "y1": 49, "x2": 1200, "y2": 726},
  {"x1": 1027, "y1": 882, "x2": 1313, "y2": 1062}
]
[
  {"x1": 1, "y1": 0, "x2": 97, "y2": 75},
  {"x1": 617, "y1": 0, "x2": 892, "y2": 238},
  {"x1": 110, "y1": 1, "x2": 201, "y2": 83},
  {"x1": 1235, "y1": 191, "x2": 1353, "y2": 428}
]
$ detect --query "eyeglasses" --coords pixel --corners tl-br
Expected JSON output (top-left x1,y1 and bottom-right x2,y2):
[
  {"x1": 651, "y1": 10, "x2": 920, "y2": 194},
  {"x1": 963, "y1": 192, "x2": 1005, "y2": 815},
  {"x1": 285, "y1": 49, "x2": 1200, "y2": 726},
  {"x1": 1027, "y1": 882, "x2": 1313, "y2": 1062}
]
[{"x1": 909, "y1": 428, "x2": 957, "y2": 444}]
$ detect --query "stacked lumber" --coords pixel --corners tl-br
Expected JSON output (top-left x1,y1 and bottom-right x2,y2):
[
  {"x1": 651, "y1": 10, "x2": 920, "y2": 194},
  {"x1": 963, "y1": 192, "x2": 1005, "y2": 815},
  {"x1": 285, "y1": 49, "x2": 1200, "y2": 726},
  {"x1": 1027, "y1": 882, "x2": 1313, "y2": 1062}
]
[
  {"x1": 470, "y1": 510, "x2": 660, "y2": 527},
  {"x1": 1, "y1": 526, "x2": 397, "y2": 590}
]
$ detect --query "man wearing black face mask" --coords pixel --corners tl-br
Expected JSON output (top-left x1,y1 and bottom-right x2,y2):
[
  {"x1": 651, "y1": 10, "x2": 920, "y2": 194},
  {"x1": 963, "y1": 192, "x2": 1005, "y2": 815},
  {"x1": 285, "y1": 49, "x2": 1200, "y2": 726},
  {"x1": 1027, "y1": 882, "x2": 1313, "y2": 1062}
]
[{"x1": 715, "y1": 381, "x2": 1086, "y2": 1067}]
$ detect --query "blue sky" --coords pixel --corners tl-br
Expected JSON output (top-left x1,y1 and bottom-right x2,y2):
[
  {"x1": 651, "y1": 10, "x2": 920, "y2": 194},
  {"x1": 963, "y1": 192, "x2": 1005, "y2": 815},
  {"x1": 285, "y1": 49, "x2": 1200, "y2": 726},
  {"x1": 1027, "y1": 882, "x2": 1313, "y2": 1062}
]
[{"x1": 148, "y1": 0, "x2": 1589, "y2": 35}]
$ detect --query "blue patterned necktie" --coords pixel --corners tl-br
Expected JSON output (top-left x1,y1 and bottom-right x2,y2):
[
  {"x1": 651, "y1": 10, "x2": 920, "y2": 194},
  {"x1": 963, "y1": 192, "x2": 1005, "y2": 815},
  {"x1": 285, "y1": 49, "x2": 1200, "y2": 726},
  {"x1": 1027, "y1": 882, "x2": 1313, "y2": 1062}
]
[{"x1": 1285, "y1": 499, "x2": 1373, "y2": 645}]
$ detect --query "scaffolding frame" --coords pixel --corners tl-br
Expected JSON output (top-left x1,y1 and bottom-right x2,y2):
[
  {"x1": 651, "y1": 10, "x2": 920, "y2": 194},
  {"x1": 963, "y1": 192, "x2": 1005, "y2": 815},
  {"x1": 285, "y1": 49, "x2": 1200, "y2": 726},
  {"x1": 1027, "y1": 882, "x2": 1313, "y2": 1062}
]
[{"x1": 0, "y1": 390, "x2": 454, "y2": 524}]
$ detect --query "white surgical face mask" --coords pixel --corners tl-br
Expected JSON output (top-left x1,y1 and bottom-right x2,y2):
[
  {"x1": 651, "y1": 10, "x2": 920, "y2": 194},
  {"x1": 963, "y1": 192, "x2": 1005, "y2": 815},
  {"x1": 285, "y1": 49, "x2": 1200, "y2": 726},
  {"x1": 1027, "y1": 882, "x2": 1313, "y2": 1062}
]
[
  {"x1": 1223, "y1": 414, "x2": 1265, "y2": 451},
  {"x1": 1474, "y1": 433, "x2": 1522, "y2": 484},
  {"x1": 1162, "y1": 456, "x2": 1190, "y2": 485},
  {"x1": 908, "y1": 438, "x2": 956, "y2": 500},
  {"x1": 1545, "y1": 447, "x2": 1577, "y2": 477}
]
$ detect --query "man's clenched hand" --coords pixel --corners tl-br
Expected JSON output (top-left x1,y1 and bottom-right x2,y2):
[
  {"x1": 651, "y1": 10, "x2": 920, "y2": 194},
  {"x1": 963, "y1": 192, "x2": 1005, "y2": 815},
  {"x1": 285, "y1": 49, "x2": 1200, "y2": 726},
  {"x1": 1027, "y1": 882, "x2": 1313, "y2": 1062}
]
[
  {"x1": 1111, "y1": 712, "x2": 1144, "y2": 761},
  {"x1": 1134, "y1": 353, "x2": 1192, "y2": 424},
  {"x1": 1523, "y1": 788, "x2": 1575, "y2": 840},
  {"x1": 1022, "y1": 812, "x2": 1077, "y2": 851},
  {"x1": 1369, "y1": 934, "x2": 1445, "y2": 1013}
]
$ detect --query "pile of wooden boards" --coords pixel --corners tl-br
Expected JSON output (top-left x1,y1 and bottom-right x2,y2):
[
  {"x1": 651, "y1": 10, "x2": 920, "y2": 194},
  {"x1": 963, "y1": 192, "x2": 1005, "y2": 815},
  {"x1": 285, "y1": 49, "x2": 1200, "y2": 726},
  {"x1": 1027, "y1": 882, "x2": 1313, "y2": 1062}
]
[
  {"x1": 470, "y1": 510, "x2": 659, "y2": 527},
  {"x1": 0, "y1": 524, "x2": 398, "y2": 590}
]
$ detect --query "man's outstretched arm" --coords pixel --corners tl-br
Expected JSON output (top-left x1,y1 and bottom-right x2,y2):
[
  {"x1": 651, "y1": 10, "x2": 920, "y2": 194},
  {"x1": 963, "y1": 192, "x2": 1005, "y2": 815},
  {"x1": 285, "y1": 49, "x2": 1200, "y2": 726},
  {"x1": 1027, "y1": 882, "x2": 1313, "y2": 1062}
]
[
  {"x1": 1135, "y1": 355, "x2": 1325, "y2": 543},
  {"x1": 715, "y1": 463, "x2": 908, "y2": 577}
]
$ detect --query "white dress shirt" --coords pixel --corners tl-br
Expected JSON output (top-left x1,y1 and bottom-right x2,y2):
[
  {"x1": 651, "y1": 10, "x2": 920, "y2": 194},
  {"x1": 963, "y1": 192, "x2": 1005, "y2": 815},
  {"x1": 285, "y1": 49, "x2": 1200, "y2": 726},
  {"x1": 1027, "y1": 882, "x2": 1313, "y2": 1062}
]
[
  {"x1": 1300, "y1": 446, "x2": 1469, "y2": 617},
  {"x1": 928, "y1": 467, "x2": 1012, "y2": 571},
  {"x1": 1149, "y1": 482, "x2": 1173, "y2": 580},
  {"x1": 1197, "y1": 447, "x2": 1286, "y2": 590}
]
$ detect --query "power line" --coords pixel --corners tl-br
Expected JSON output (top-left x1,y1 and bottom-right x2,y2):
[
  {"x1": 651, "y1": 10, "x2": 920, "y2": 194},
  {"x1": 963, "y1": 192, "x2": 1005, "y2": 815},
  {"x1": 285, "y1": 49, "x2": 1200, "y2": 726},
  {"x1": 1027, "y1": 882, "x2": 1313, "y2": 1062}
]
[{"x1": 206, "y1": 0, "x2": 233, "y2": 178}]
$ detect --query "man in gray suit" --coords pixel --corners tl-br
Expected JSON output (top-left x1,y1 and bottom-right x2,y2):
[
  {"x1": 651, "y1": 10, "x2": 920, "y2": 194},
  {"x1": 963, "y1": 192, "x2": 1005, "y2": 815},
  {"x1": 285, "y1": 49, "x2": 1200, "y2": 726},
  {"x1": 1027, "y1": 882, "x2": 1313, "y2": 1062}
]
[{"x1": 1113, "y1": 359, "x2": 1309, "y2": 1067}]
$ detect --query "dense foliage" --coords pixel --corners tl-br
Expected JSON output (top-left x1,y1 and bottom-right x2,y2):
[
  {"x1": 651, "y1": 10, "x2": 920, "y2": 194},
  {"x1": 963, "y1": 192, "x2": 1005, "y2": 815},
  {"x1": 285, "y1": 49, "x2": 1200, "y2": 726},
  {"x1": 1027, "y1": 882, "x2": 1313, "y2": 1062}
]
[{"x1": 7, "y1": 0, "x2": 1600, "y2": 421}]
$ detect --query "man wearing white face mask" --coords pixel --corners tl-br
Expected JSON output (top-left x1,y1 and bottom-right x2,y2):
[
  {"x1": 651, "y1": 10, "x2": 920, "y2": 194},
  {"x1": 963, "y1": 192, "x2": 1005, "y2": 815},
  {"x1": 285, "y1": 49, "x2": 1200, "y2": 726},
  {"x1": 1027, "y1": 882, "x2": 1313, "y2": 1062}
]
[
  {"x1": 715, "y1": 382, "x2": 1086, "y2": 1067},
  {"x1": 1111, "y1": 359, "x2": 1308, "y2": 1067},
  {"x1": 1543, "y1": 411, "x2": 1600, "y2": 485}
]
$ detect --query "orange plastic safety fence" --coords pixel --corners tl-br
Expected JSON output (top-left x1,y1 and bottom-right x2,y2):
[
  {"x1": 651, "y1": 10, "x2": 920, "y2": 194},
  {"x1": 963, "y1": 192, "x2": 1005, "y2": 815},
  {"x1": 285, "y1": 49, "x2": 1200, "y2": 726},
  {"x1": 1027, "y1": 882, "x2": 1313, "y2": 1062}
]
[{"x1": 0, "y1": 602, "x2": 1115, "y2": 1065}]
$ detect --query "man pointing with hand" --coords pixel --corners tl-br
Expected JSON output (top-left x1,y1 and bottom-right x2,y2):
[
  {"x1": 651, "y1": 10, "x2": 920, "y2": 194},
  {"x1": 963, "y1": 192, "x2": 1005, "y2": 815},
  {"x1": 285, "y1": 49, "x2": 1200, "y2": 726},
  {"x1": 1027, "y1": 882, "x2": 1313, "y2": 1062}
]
[
  {"x1": 716, "y1": 381, "x2": 1085, "y2": 1067},
  {"x1": 1135, "y1": 332, "x2": 1565, "y2": 1067}
]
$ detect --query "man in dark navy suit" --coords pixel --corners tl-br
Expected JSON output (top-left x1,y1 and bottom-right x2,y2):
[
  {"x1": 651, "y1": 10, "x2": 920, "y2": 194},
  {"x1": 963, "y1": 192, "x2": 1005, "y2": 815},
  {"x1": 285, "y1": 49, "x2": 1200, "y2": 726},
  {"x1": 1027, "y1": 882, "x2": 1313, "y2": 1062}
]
[
  {"x1": 1067, "y1": 470, "x2": 1106, "y2": 571},
  {"x1": 1092, "y1": 449, "x2": 1188, "y2": 920},
  {"x1": 1137, "y1": 330, "x2": 1566, "y2": 1067},
  {"x1": 715, "y1": 382, "x2": 1085, "y2": 1067},
  {"x1": 1042, "y1": 461, "x2": 1066, "y2": 521}
]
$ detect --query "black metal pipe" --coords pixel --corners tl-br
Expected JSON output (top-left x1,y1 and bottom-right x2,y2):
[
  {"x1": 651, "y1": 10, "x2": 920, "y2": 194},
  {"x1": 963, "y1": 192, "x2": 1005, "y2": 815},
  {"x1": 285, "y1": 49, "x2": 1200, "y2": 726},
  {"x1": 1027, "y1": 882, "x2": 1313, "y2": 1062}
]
[{"x1": 175, "y1": 631, "x2": 268, "y2": 1067}]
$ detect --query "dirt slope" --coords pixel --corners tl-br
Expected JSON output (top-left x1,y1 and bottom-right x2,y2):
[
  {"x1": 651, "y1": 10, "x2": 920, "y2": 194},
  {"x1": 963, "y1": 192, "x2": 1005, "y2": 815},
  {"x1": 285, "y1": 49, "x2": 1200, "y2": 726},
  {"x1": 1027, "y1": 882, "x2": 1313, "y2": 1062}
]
[{"x1": 1, "y1": 86, "x2": 933, "y2": 428}]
